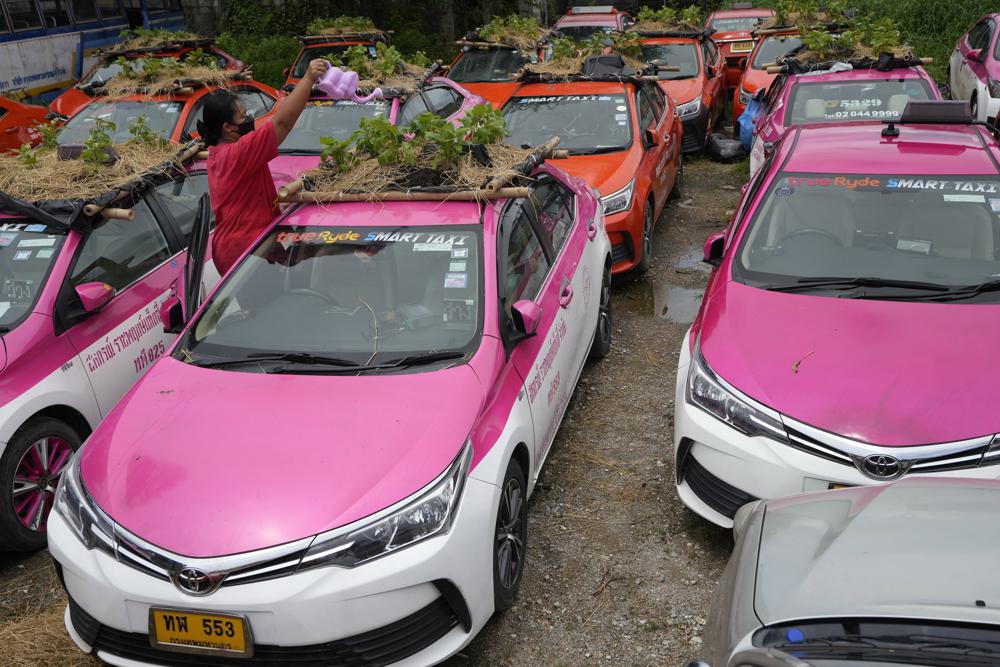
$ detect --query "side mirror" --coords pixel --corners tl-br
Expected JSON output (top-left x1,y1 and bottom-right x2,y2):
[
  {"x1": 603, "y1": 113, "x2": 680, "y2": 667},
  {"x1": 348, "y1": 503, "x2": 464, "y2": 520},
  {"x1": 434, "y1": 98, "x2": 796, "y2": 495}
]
[
  {"x1": 282, "y1": 67, "x2": 291, "y2": 77},
  {"x1": 160, "y1": 295, "x2": 184, "y2": 334},
  {"x1": 968, "y1": 47, "x2": 984, "y2": 62},
  {"x1": 75, "y1": 282, "x2": 115, "y2": 313},
  {"x1": 511, "y1": 300, "x2": 542, "y2": 336},
  {"x1": 642, "y1": 128, "x2": 659, "y2": 148},
  {"x1": 704, "y1": 231, "x2": 725, "y2": 266}
]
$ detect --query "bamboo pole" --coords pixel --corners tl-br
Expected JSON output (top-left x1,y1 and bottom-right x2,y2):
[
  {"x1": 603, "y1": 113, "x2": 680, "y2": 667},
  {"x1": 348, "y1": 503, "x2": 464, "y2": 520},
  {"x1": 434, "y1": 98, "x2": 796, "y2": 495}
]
[
  {"x1": 485, "y1": 137, "x2": 561, "y2": 192},
  {"x1": 175, "y1": 142, "x2": 204, "y2": 164},
  {"x1": 100, "y1": 208, "x2": 135, "y2": 221},
  {"x1": 278, "y1": 178, "x2": 305, "y2": 199},
  {"x1": 284, "y1": 187, "x2": 531, "y2": 203}
]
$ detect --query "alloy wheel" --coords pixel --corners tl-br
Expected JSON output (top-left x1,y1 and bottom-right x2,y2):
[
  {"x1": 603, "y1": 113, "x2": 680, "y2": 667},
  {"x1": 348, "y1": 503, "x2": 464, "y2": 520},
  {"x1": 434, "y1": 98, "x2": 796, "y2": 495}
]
[
  {"x1": 495, "y1": 477, "x2": 525, "y2": 590},
  {"x1": 13, "y1": 437, "x2": 73, "y2": 532}
]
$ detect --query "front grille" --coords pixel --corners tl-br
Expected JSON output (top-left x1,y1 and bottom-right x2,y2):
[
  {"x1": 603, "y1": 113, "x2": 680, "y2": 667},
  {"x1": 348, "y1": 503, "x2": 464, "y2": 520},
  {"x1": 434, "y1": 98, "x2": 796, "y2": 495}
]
[
  {"x1": 70, "y1": 594, "x2": 459, "y2": 666},
  {"x1": 611, "y1": 239, "x2": 633, "y2": 265},
  {"x1": 725, "y1": 56, "x2": 745, "y2": 68},
  {"x1": 682, "y1": 130, "x2": 704, "y2": 153},
  {"x1": 681, "y1": 456, "x2": 757, "y2": 519}
]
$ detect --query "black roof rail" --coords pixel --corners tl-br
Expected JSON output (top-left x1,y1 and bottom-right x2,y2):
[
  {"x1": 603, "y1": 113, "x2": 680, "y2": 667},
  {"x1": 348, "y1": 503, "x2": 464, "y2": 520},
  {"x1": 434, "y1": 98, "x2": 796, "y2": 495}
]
[
  {"x1": 881, "y1": 100, "x2": 1000, "y2": 140},
  {"x1": 519, "y1": 55, "x2": 661, "y2": 85}
]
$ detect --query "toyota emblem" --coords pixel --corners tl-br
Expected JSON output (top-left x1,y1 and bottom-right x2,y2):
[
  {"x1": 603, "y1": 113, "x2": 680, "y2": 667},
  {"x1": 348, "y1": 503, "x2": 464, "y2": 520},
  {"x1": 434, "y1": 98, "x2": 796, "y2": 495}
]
[
  {"x1": 861, "y1": 454, "x2": 903, "y2": 480},
  {"x1": 174, "y1": 568, "x2": 216, "y2": 595}
]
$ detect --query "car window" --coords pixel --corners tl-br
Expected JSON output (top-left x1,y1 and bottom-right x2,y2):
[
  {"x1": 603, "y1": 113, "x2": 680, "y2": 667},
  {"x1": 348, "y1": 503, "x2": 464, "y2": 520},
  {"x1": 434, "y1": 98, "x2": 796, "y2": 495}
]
[
  {"x1": 396, "y1": 94, "x2": 428, "y2": 126},
  {"x1": 969, "y1": 21, "x2": 992, "y2": 50},
  {"x1": 72, "y1": 0, "x2": 98, "y2": 22},
  {"x1": 529, "y1": 180, "x2": 575, "y2": 256},
  {"x1": 701, "y1": 39, "x2": 719, "y2": 67},
  {"x1": 641, "y1": 43, "x2": 700, "y2": 80},
  {"x1": 752, "y1": 35, "x2": 803, "y2": 69},
  {"x1": 423, "y1": 86, "x2": 464, "y2": 119},
  {"x1": 0, "y1": 107, "x2": 6, "y2": 121},
  {"x1": 155, "y1": 173, "x2": 214, "y2": 244},
  {"x1": 636, "y1": 88, "x2": 655, "y2": 129},
  {"x1": 643, "y1": 85, "x2": 665, "y2": 122},
  {"x1": 787, "y1": 79, "x2": 934, "y2": 124},
  {"x1": 8, "y1": 0, "x2": 43, "y2": 30},
  {"x1": 449, "y1": 48, "x2": 527, "y2": 82},
  {"x1": 237, "y1": 88, "x2": 275, "y2": 117},
  {"x1": 501, "y1": 201, "x2": 551, "y2": 307},
  {"x1": 59, "y1": 101, "x2": 183, "y2": 145},
  {"x1": 40, "y1": 0, "x2": 72, "y2": 26},
  {"x1": 71, "y1": 199, "x2": 171, "y2": 290}
]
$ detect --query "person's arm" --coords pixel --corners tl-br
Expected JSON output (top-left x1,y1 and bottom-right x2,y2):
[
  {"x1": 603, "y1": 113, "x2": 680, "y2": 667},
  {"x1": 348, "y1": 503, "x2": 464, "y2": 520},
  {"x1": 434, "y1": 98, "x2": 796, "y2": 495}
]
[{"x1": 271, "y1": 59, "x2": 329, "y2": 145}]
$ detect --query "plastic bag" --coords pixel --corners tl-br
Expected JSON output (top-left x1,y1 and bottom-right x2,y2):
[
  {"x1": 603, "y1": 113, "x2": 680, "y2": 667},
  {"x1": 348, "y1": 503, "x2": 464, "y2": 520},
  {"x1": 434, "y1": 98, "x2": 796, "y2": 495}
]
[{"x1": 706, "y1": 133, "x2": 746, "y2": 163}]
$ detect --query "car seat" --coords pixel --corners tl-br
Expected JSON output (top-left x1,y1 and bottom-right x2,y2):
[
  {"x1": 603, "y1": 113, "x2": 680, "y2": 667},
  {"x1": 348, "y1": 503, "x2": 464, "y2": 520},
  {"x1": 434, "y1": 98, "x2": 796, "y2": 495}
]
[
  {"x1": 896, "y1": 203, "x2": 994, "y2": 260},
  {"x1": 887, "y1": 94, "x2": 911, "y2": 116},
  {"x1": 803, "y1": 98, "x2": 828, "y2": 121},
  {"x1": 765, "y1": 189, "x2": 855, "y2": 247},
  {"x1": 310, "y1": 248, "x2": 395, "y2": 313}
]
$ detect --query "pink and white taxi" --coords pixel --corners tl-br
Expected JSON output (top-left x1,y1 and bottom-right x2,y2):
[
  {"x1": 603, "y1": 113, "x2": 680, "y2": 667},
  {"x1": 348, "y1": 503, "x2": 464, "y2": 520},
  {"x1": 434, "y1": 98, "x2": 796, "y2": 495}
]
[
  {"x1": 748, "y1": 59, "x2": 940, "y2": 175},
  {"x1": 0, "y1": 163, "x2": 216, "y2": 552},
  {"x1": 675, "y1": 102, "x2": 1000, "y2": 528},
  {"x1": 270, "y1": 78, "x2": 486, "y2": 190},
  {"x1": 49, "y1": 164, "x2": 611, "y2": 664}
]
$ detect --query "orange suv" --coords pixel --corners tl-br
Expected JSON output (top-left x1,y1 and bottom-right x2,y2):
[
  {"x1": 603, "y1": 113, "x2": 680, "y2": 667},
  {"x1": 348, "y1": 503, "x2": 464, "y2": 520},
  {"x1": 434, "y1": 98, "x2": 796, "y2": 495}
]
[
  {"x1": 448, "y1": 33, "x2": 546, "y2": 109},
  {"x1": 705, "y1": 4, "x2": 776, "y2": 91},
  {"x1": 502, "y1": 58, "x2": 682, "y2": 274},
  {"x1": 283, "y1": 32, "x2": 389, "y2": 90},
  {"x1": 732, "y1": 28, "x2": 802, "y2": 132},
  {"x1": 638, "y1": 29, "x2": 726, "y2": 153}
]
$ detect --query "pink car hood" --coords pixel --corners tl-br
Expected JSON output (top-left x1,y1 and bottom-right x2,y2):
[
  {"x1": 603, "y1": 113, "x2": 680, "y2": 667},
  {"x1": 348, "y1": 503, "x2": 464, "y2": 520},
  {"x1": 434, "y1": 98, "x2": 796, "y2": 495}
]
[
  {"x1": 81, "y1": 357, "x2": 484, "y2": 557},
  {"x1": 700, "y1": 280, "x2": 1000, "y2": 446},
  {"x1": 269, "y1": 154, "x2": 322, "y2": 191}
]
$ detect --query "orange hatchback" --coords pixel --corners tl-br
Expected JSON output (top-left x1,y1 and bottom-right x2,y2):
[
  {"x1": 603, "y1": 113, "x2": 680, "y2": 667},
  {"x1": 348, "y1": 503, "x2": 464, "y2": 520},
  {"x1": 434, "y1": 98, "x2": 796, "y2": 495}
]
[
  {"x1": 639, "y1": 31, "x2": 726, "y2": 153},
  {"x1": 732, "y1": 29, "x2": 802, "y2": 132},
  {"x1": 503, "y1": 67, "x2": 682, "y2": 274},
  {"x1": 284, "y1": 33, "x2": 388, "y2": 89},
  {"x1": 449, "y1": 43, "x2": 540, "y2": 109},
  {"x1": 0, "y1": 96, "x2": 48, "y2": 153},
  {"x1": 705, "y1": 5, "x2": 776, "y2": 90},
  {"x1": 49, "y1": 40, "x2": 244, "y2": 120},
  {"x1": 55, "y1": 81, "x2": 280, "y2": 147}
]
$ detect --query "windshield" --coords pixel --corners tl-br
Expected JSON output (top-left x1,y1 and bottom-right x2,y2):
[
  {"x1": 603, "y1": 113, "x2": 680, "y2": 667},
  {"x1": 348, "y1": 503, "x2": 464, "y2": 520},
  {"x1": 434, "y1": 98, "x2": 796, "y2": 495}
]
[
  {"x1": 58, "y1": 101, "x2": 183, "y2": 145},
  {"x1": 710, "y1": 17, "x2": 766, "y2": 32},
  {"x1": 787, "y1": 79, "x2": 934, "y2": 125},
  {"x1": 177, "y1": 225, "x2": 483, "y2": 371},
  {"x1": 293, "y1": 45, "x2": 376, "y2": 78},
  {"x1": 279, "y1": 100, "x2": 391, "y2": 153},
  {"x1": 736, "y1": 173, "x2": 1000, "y2": 300},
  {"x1": 0, "y1": 222, "x2": 66, "y2": 332},
  {"x1": 752, "y1": 35, "x2": 803, "y2": 69},
  {"x1": 756, "y1": 619, "x2": 1000, "y2": 666},
  {"x1": 557, "y1": 25, "x2": 613, "y2": 41},
  {"x1": 504, "y1": 94, "x2": 632, "y2": 154},
  {"x1": 641, "y1": 43, "x2": 700, "y2": 80},
  {"x1": 83, "y1": 57, "x2": 153, "y2": 85},
  {"x1": 449, "y1": 48, "x2": 527, "y2": 82}
]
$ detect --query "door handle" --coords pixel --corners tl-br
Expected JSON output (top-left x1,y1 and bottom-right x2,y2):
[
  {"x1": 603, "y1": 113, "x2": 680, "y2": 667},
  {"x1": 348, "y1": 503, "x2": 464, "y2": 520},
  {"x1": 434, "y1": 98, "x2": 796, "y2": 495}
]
[
  {"x1": 559, "y1": 280, "x2": 574, "y2": 308},
  {"x1": 588, "y1": 219, "x2": 598, "y2": 240}
]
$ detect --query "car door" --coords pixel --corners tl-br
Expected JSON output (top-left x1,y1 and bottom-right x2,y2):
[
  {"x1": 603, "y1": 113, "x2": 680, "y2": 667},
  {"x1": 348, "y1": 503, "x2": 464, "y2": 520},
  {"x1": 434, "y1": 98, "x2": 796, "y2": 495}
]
[
  {"x1": 637, "y1": 84, "x2": 671, "y2": 211},
  {"x1": 498, "y1": 195, "x2": 576, "y2": 466},
  {"x1": 701, "y1": 38, "x2": 725, "y2": 124},
  {"x1": 152, "y1": 169, "x2": 222, "y2": 290},
  {"x1": 62, "y1": 196, "x2": 186, "y2": 415},
  {"x1": 957, "y1": 20, "x2": 992, "y2": 100}
]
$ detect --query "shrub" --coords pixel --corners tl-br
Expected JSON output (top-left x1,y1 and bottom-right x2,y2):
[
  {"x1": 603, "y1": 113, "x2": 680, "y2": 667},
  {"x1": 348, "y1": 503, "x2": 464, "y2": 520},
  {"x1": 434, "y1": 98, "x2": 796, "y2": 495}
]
[{"x1": 216, "y1": 34, "x2": 300, "y2": 89}]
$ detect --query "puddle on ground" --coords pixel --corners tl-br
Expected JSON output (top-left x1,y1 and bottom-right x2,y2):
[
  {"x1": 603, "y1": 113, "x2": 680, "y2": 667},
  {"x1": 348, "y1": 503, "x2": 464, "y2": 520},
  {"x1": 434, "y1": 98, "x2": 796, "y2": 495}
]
[
  {"x1": 615, "y1": 280, "x2": 703, "y2": 324},
  {"x1": 675, "y1": 247, "x2": 711, "y2": 273}
]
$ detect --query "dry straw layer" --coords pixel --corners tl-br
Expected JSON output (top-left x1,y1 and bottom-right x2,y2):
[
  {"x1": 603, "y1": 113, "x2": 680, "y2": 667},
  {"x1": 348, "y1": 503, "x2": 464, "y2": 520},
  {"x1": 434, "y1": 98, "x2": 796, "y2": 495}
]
[
  {"x1": 99, "y1": 66, "x2": 239, "y2": 98},
  {"x1": 631, "y1": 20, "x2": 701, "y2": 33},
  {"x1": 113, "y1": 31, "x2": 199, "y2": 51},
  {"x1": 0, "y1": 142, "x2": 182, "y2": 202},
  {"x1": 357, "y1": 63, "x2": 425, "y2": 94}
]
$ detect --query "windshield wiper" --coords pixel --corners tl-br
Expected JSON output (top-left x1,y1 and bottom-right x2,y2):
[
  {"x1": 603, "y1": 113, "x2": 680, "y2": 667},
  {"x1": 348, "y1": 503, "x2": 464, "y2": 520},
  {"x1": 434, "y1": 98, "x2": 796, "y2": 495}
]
[
  {"x1": 568, "y1": 146, "x2": 625, "y2": 156},
  {"x1": 377, "y1": 350, "x2": 468, "y2": 368},
  {"x1": 765, "y1": 276, "x2": 950, "y2": 294},
  {"x1": 277, "y1": 147, "x2": 321, "y2": 154},
  {"x1": 895, "y1": 278, "x2": 1000, "y2": 302},
  {"x1": 190, "y1": 352, "x2": 361, "y2": 369}
]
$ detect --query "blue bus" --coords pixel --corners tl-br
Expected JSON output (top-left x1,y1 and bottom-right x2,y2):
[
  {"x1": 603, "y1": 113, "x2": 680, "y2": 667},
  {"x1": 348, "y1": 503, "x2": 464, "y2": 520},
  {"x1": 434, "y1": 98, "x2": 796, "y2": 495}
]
[{"x1": 0, "y1": 0, "x2": 186, "y2": 103}]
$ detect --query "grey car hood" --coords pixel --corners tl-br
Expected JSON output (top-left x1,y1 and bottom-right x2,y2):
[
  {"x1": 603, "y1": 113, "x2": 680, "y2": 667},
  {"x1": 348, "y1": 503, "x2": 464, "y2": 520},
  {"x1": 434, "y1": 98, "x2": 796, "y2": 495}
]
[{"x1": 754, "y1": 477, "x2": 1000, "y2": 626}]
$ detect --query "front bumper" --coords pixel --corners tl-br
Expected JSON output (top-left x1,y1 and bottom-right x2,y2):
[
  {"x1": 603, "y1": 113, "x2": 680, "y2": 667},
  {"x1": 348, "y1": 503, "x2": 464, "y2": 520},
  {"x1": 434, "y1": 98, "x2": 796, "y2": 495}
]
[
  {"x1": 49, "y1": 475, "x2": 501, "y2": 666},
  {"x1": 681, "y1": 105, "x2": 712, "y2": 154},
  {"x1": 604, "y1": 205, "x2": 644, "y2": 274},
  {"x1": 671, "y1": 334, "x2": 1000, "y2": 528}
]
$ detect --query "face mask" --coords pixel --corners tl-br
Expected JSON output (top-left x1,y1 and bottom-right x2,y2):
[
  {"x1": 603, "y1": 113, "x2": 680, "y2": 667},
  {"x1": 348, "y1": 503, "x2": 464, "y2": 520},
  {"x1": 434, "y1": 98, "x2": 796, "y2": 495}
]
[{"x1": 236, "y1": 116, "x2": 255, "y2": 136}]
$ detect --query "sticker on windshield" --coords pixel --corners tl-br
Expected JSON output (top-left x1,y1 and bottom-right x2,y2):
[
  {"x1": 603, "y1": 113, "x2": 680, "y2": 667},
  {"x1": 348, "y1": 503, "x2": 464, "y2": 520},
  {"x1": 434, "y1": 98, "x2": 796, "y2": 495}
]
[
  {"x1": 0, "y1": 302, "x2": 9, "y2": 318},
  {"x1": 616, "y1": 105, "x2": 626, "y2": 111},
  {"x1": 0, "y1": 233, "x2": 16, "y2": 247},
  {"x1": 17, "y1": 238, "x2": 54, "y2": 248},
  {"x1": 444, "y1": 272, "x2": 467, "y2": 288},
  {"x1": 614, "y1": 113, "x2": 627, "y2": 121},
  {"x1": 449, "y1": 260, "x2": 467, "y2": 272},
  {"x1": 12, "y1": 250, "x2": 31, "y2": 261},
  {"x1": 444, "y1": 298, "x2": 474, "y2": 323},
  {"x1": 5, "y1": 279, "x2": 33, "y2": 300},
  {"x1": 598, "y1": 96, "x2": 611, "y2": 100},
  {"x1": 943, "y1": 194, "x2": 985, "y2": 203},
  {"x1": 451, "y1": 248, "x2": 469, "y2": 258},
  {"x1": 897, "y1": 239, "x2": 932, "y2": 254},
  {"x1": 886, "y1": 179, "x2": 1000, "y2": 193},
  {"x1": 775, "y1": 185, "x2": 794, "y2": 197},
  {"x1": 990, "y1": 198, "x2": 1000, "y2": 213},
  {"x1": 36, "y1": 249, "x2": 54, "y2": 259},
  {"x1": 24, "y1": 224, "x2": 46, "y2": 233},
  {"x1": 414, "y1": 242, "x2": 453, "y2": 252}
]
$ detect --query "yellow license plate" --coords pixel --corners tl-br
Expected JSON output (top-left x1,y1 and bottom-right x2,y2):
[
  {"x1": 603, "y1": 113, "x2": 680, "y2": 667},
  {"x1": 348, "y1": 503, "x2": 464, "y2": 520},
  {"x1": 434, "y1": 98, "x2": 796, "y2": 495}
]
[
  {"x1": 149, "y1": 608, "x2": 251, "y2": 658},
  {"x1": 730, "y1": 40, "x2": 755, "y2": 52}
]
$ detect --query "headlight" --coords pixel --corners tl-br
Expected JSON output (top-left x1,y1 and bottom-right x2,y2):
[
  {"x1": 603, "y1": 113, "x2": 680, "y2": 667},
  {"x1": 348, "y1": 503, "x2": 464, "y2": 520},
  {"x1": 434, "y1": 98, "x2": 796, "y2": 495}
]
[
  {"x1": 686, "y1": 343, "x2": 788, "y2": 442},
  {"x1": 738, "y1": 87, "x2": 753, "y2": 106},
  {"x1": 990, "y1": 78, "x2": 1000, "y2": 99},
  {"x1": 53, "y1": 449, "x2": 116, "y2": 556},
  {"x1": 677, "y1": 98, "x2": 702, "y2": 119},
  {"x1": 601, "y1": 178, "x2": 635, "y2": 216},
  {"x1": 298, "y1": 441, "x2": 472, "y2": 570}
]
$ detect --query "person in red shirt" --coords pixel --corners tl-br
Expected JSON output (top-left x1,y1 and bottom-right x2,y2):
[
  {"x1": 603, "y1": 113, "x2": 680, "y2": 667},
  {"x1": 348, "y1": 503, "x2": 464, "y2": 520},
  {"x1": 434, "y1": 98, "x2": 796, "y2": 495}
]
[{"x1": 197, "y1": 59, "x2": 329, "y2": 275}]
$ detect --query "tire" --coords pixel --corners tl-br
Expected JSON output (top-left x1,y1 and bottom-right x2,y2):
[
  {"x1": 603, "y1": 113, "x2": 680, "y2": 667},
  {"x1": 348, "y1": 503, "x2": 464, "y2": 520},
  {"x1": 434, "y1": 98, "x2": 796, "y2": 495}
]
[
  {"x1": 633, "y1": 199, "x2": 654, "y2": 274},
  {"x1": 588, "y1": 262, "x2": 612, "y2": 361},
  {"x1": 0, "y1": 418, "x2": 81, "y2": 552},
  {"x1": 669, "y1": 154, "x2": 684, "y2": 201},
  {"x1": 493, "y1": 457, "x2": 528, "y2": 612}
]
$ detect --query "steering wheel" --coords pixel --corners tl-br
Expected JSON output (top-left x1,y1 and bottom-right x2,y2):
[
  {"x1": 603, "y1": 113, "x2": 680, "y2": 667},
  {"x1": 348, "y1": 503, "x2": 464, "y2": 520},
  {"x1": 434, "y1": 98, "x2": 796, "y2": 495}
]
[
  {"x1": 286, "y1": 288, "x2": 340, "y2": 307},
  {"x1": 777, "y1": 228, "x2": 845, "y2": 247}
]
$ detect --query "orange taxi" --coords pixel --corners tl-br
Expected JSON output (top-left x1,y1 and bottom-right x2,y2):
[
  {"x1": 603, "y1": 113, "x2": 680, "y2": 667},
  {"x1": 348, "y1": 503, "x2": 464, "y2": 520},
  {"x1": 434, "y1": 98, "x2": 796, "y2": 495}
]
[
  {"x1": 0, "y1": 96, "x2": 48, "y2": 153},
  {"x1": 502, "y1": 68, "x2": 682, "y2": 274},
  {"x1": 732, "y1": 28, "x2": 802, "y2": 132},
  {"x1": 553, "y1": 6, "x2": 634, "y2": 41},
  {"x1": 283, "y1": 32, "x2": 388, "y2": 89},
  {"x1": 50, "y1": 39, "x2": 244, "y2": 120},
  {"x1": 448, "y1": 42, "x2": 540, "y2": 108},
  {"x1": 639, "y1": 31, "x2": 726, "y2": 153},
  {"x1": 55, "y1": 80, "x2": 280, "y2": 147},
  {"x1": 705, "y1": 5, "x2": 776, "y2": 90}
]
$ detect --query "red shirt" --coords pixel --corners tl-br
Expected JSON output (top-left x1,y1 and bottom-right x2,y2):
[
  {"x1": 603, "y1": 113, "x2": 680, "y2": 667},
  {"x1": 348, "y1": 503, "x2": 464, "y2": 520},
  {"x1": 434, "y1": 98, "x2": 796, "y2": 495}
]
[{"x1": 207, "y1": 122, "x2": 279, "y2": 275}]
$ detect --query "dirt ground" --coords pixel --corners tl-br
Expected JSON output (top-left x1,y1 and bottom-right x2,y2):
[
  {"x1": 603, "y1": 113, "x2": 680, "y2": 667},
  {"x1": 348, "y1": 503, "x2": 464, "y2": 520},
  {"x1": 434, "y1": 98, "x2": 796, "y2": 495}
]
[{"x1": 0, "y1": 156, "x2": 746, "y2": 667}]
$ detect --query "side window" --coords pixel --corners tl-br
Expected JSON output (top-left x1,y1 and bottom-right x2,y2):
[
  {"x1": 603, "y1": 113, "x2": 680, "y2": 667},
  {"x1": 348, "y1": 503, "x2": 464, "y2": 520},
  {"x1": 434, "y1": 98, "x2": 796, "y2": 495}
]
[
  {"x1": 237, "y1": 89, "x2": 274, "y2": 118},
  {"x1": 155, "y1": 173, "x2": 215, "y2": 244},
  {"x1": 183, "y1": 99, "x2": 206, "y2": 137},
  {"x1": 636, "y1": 89, "x2": 655, "y2": 129},
  {"x1": 706, "y1": 39, "x2": 720, "y2": 66},
  {"x1": 645, "y1": 85, "x2": 666, "y2": 121},
  {"x1": 396, "y1": 95, "x2": 429, "y2": 126},
  {"x1": 970, "y1": 22, "x2": 992, "y2": 50},
  {"x1": 71, "y1": 200, "x2": 171, "y2": 290},
  {"x1": 423, "y1": 86, "x2": 464, "y2": 118},
  {"x1": 529, "y1": 180, "x2": 575, "y2": 256},
  {"x1": 501, "y1": 201, "x2": 551, "y2": 308}
]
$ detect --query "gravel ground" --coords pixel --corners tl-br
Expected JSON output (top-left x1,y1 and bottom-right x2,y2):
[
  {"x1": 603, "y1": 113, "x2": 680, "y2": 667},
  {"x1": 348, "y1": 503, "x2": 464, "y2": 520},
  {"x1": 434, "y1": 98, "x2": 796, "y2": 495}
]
[{"x1": 0, "y1": 156, "x2": 746, "y2": 667}]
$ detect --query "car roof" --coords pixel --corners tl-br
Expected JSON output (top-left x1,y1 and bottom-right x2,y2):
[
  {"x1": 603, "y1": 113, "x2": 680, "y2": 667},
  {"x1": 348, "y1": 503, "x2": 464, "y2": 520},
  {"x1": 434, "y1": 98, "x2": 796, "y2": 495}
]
[
  {"x1": 509, "y1": 80, "x2": 632, "y2": 97},
  {"x1": 279, "y1": 201, "x2": 485, "y2": 228},
  {"x1": 709, "y1": 8, "x2": 775, "y2": 19},
  {"x1": 776, "y1": 123, "x2": 1000, "y2": 175},
  {"x1": 786, "y1": 66, "x2": 931, "y2": 84},
  {"x1": 755, "y1": 477, "x2": 1000, "y2": 626},
  {"x1": 555, "y1": 15, "x2": 618, "y2": 26}
]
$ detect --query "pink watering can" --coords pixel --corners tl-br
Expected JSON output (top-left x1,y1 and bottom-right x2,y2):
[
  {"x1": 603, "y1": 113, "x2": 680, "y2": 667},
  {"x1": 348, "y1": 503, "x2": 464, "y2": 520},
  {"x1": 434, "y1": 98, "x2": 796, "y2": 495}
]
[{"x1": 316, "y1": 62, "x2": 384, "y2": 103}]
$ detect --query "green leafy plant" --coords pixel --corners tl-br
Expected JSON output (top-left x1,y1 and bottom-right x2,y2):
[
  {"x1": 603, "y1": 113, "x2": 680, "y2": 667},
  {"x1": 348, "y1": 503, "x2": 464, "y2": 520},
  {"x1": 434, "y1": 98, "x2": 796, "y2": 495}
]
[
  {"x1": 374, "y1": 44, "x2": 405, "y2": 78},
  {"x1": 319, "y1": 136, "x2": 354, "y2": 170},
  {"x1": 80, "y1": 119, "x2": 117, "y2": 167},
  {"x1": 114, "y1": 56, "x2": 139, "y2": 78},
  {"x1": 307, "y1": 16, "x2": 376, "y2": 34},
  {"x1": 182, "y1": 48, "x2": 218, "y2": 69},
  {"x1": 18, "y1": 144, "x2": 38, "y2": 168},
  {"x1": 460, "y1": 104, "x2": 508, "y2": 145},
  {"x1": 353, "y1": 115, "x2": 407, "y2": 166},
  {"x1": 479, "y1": 14, "x2": 544, "y2": 48},
  {"x1": 36, "y1": 120, "x2": 60, "y2": 150},
  {"x1": 636, "y1": 6, "x2": 677, "y2": 25},
  {"x1": 338, "y1": 44, "x2": 370, "y2": 74},
  {"x1": 128, "y1": 116, "x2": 166, "y2": 146},
  {"x1": 409, "y1": 51, "x2": 431, "y2": 68},
  {"x1": 406, "y1": 112, "x2": 465, "y2": 168},
  {"x1": 611, "y1": 31, "x2": 644, "y2": 59},
  {"x1": 680, "y1": 6, "x2": 702, "y2": 28},
  {"x1": 550, "y1": 36, "x2": 580, "y2": 60}
]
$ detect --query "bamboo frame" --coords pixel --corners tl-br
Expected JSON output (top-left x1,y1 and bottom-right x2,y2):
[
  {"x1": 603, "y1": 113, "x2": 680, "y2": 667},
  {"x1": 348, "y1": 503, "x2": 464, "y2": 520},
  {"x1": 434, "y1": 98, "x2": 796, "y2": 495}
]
[
  {"x1": 767, "y1": 56, "x2": 933, "y2": 74},
  {"x1": 284, "y1": 187, "x2": 531, "y2": 203},
  {"x1": 82, "y1": 204, "x2": 134, "y2": 220},
  {"x1": 485, "y1": 136, "x2": 561, "y2": 192},
  {"x1": 278, "y1": 178, "x2": 305, "y2": 199}
]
